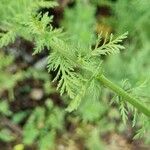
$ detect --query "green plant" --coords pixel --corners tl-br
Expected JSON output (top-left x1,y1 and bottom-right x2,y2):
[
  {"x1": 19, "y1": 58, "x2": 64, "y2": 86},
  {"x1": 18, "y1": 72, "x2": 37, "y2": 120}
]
[
  {"x1": 0, "y1": 52, "x2": 23, "y2": 100},
  {"x1": 23, "y1": 100, "x2": 65, "y2": 150},
  {"x1": 104, "y1": 0, "x2": 150, "y2": 141},
  {"x1": 0, "y1": 1, "x2": 150, "y2": 148},
  {"x1": 0, "y1": 51, "x2": 56, "y2": 147},
  {"x1": 62, "y1": 0, "x2": 96, "y2": 50},
  {"x1": 0, "y1": 0, "x2": 59, "y2": 49},
  {"x1": 0, "y1": 0, "x2": 149, "y2": 116}
]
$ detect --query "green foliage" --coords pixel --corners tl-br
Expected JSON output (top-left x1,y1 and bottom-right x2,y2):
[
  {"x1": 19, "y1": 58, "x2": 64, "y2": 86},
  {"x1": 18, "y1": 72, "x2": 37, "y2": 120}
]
[
  {"x1": 61, "y1": 1, "x2": 129, "y2": 123},
  {"x1": 23, "y1": 100, "x2": 65, "y2": 150},
  {"x1": 0, "y1": 0, "x2": 131, "y2": 114},
  {"x1": 62, "y1": 0, "x2": 96, "y2": 50},
  {"x1": 91, "y1": 32, "x2": 128, "y2": 56},
  {"x1": 0, "y1": 0, "x2": 58, "y2": 48},
  {"x1": 0, "y1": 0, "x2": 150, "y2": 149},
  {"x1": 105, "y1": 0, "x2": 150, "y2": 142},
  {"x1": 0, "y1": 52, "x2": 22, "y2": 99},
  {"x1": 47, "y1": 38, "x2": 81, "y2": 99},
  {"x1": 0, "y1": 100, "x2": 12, "y2": 116},
  {"x1": 86, "y1": 128, "x2": 105, "y2": 150},
  {"x1": 134, "y1": 115, "x2": 150, "y2": 143},
  {"x1": 0, "y1": 129, "x2": 15, "y2": 142},
  {"x1": 111, "y1": 0, "x2": 150, "y2": 35}
]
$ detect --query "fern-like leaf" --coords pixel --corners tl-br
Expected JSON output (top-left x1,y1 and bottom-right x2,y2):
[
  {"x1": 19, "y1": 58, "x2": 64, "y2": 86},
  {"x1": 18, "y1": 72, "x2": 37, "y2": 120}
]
[{"x1": 92, "y1": 32, "x2": 128, "y2": 56}]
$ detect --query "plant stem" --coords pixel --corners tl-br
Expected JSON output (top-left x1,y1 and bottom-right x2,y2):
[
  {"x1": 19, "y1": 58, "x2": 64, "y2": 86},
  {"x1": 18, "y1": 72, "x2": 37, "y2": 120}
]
[{"x1": 98, "y1": 74, "x2": 150, "y2": 117}]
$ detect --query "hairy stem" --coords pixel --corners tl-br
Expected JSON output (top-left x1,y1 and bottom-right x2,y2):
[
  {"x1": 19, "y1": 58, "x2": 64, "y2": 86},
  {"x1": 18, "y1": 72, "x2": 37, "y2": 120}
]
[{"x1": 98, "y1": 74, "x2": 150, "y2": 117}]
